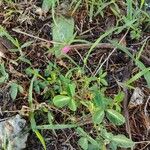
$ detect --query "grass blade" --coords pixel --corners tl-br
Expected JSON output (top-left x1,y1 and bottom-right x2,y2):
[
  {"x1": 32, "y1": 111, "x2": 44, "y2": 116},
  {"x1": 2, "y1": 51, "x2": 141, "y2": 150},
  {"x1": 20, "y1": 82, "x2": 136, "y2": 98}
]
[
  {"x1": 37, "y1": 124, "x2": 77, "y2": 130},
  {"x1": 110, "y1": 40, "x2": 150, "y2": 88}
]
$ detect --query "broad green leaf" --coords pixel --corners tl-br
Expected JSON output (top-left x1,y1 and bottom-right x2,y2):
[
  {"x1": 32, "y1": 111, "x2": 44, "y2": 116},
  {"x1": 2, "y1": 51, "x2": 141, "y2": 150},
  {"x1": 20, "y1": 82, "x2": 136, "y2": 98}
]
[
  {"x1": 109, "y1": 142, "x2": 117, "y2": 150},
  {"x1": 67, "y1": 83, "x2": 76, "y2": 97},
  {"x1": 42, "y1": 0, "x2": 56, "y2": 13},
  {"x1": 112, "y1": 134, "x2": 135, "y2": 148},
  {"x1": 68, "y1": 98, "x2": 77, "y2": 111},
  {"x1": 34, "y1": 85, "x2": 41, "y2": 94},
  {"x1": 92, "y1": 109, "x2": 105, "y2": 124},
  {"x1": 18, "y1": 85, "x2": 24, "y2": 93},
  {"x1": 100, "y1": 78, "x2": 108, "y2": 86},
  {"x1": 106, "y1": 109, "x2": 125, "y2": 125},
  {"x1": 114, "y1": 92, "x2": 125, "y2": 103},
  {"x1": 0, "y1": 76, "x2": 6, "y2": 84},
  {"x1": 76, "y1": 127, "x2": 99, "y2": 147},
  {"x1": 93, "y1": 91, "x2": 108, "y2": 108},
  {"x1": 52, "y1": 16, "x2": 74, "y2": 43},
  {"x1": 53, "y1": 95, "x2": 70, "y2": 108},
  {"x1": 10, "y1": 83, "x2": 18, "y2": 101},
  {"x1": 78, "y1": 137, "x2": 88, "y2": 150},
  {"x1": 101, "y1": 129, "x2": 113, "y2": 140},
  {"x1": 87, "y1": 144, "x2": 99, "y2": 150}
]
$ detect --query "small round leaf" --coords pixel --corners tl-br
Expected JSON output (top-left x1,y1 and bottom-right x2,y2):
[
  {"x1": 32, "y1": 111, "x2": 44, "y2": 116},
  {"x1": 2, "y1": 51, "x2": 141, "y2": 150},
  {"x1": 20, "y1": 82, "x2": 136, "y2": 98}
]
[
  {"x1": 53, "y1": 95, "x2": 70, "y2": 108},
  {"x1": 68, "y1": 98, "x2": 77, "y2": 111},
  {"x1": 92, "y1": 109, "x2": 105, "y2": 124}
]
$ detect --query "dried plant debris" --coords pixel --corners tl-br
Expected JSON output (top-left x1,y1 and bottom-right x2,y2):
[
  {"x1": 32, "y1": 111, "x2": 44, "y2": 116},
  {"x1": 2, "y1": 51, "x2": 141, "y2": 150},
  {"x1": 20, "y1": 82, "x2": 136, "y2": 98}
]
[
  {"x1": 129, "y1": 87, "x2": 144, "y2": 106},
  {"x1": 0, "y1": 115, "x2": 28, "y2": 150}
]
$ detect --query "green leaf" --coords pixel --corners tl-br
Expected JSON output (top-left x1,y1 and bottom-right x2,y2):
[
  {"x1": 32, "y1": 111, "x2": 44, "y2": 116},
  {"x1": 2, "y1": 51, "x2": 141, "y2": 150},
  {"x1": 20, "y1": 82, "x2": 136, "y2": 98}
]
[
  {"x1": 10, "y1": 83, "x2": 18, "y2": 101},
  {"x1": 92, "y1": 109, "x2": 105, "y2": 124},
  {"x1": 109, "y1": 142, "x2": 117, "y2": 150},
  {"x1": 110, "y1": 40, "x2": 150, "y2": 88},
  {"x1": 88, "y1": 144, "x2": 99, "y2": 150},
  {"x1": 106, "y1": 109, "x2": 125, "y2": 125},
  {"x1": 34, "y1": 130, "x2": 46, "y2": 150},
  {"x1": 42, "y1": 0, "x2": 56, "y2": 13},
  {"x1": 37, "y1": 124, "x2": 77, "y2": 130},
  {"x1": 76, "y1": 127, "x2": 99, "y2": 147},
  {"x1": 0, "y1": 76, "x2": 6, "y2": 84},
  {"x1": 101, "y1": 129, "x2": 113, "y2": 140},
  {"x1": 53, "y1": 95, "x2": 70, "y2": 108},
  {"x1": 114, "y1": 92, "x2": 124, "y2": 103},
  {"x1": 93, "y1": 91, "x2": 108, "y2": 108},
  {"x1": 100, "y1": 78, "x2": 108, "y2": 86},
  {"x1": 21, "y1": 41, "x2": 34, "y2": 48},
  {"x1": 125, "y1": 67, "x2": 150, "y2": 85},
  {"x1": 126, "y1": 0, "x2": 133, "y2": 20},
  {"x1": 19, "y1": 56, "x2": 32, "y2": 65},
  {"x1": 84, "y1": 27, "x2": 118, "y2": 65},
  {"x1": 67, "y1": 83, "x2": 76, "y2": 97},
  {"x1": 47, "y1": 111, "x2": 54, "y2": 124},
  {"x1": 52, "y1": 16, "x2": 74, "y2": 44},
  {"x1": 112, "y1": 134, "x2": 135, "y2": 148},
  {"x1": 140, "y1": 0, "x2": 145, "y2": 8},
  {"x1": 78, "y1": 137, "x2": 88, "y2": 150},
  {"x1": 18, "y1": 85, "x2": 24, "y2": 93},
  {"x1": 68, "y1": 98, "x2": 77, "y2": 111}
]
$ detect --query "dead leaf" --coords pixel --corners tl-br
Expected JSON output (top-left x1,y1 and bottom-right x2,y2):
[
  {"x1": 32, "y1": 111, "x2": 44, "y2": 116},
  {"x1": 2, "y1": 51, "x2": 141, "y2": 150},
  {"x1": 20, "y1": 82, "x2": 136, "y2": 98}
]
[
  {"x1": 129, "y1": 87, "x2": 144, "y2": 107},
  {"x1": 57, "y1": 59, "x2": 68, "y2": 68},
  {"x1": 9, "y1": 64, "x2": 26, "y2": 77}
]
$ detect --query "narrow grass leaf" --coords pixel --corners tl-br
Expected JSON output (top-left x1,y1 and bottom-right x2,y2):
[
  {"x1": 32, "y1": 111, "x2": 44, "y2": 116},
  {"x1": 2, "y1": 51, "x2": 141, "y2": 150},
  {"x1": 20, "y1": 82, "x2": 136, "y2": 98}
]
[
  {"x1": 126, "y1": 0, "x2": 133, "y2": 20},
  {"x1": 126, "y1": 67, "x2": 150, "y2": 85},
  {"x1": 89, "y1": 0, "x2": 95, "y2": 21},
  {"x1": 28, "y1": 75, "x2": 36, "y2": 107},
  {"x1": 37, "y1": 124, "x2": 77, "y2": 130},
  {"x1": 110, "y1": 40, "x2": 150, "y2": 88},
  {"x1": 140, "y1": 0, "x2": 145, "y2": 8},
  {"x1": 84, "y1": 27, "x2": 118, "y2": 65},
  {"x1": 34, "y1": 130, "x2": 46, "y2": 150}
]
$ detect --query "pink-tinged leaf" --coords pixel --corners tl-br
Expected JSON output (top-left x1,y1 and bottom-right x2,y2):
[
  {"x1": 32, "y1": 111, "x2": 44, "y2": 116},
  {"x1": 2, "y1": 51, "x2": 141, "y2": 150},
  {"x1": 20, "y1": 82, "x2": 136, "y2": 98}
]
[{"x1": 62, "y1": 46, "x2": 71, "y2": 54}]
